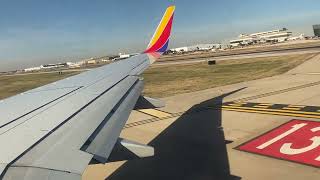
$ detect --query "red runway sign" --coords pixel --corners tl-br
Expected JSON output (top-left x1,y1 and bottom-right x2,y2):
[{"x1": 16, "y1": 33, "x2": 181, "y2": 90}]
[{"x1": 237, "y1": 120, "x2": 320, "y2": 167}]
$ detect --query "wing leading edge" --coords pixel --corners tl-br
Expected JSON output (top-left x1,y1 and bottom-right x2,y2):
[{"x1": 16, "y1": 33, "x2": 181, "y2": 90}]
[{"x1": 0, "y1": 5, "x2": 175, "y2": 180}]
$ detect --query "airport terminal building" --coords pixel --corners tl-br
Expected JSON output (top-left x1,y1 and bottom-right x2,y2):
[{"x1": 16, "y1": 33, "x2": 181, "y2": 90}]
[
  {"x1": 230, "y1": 28, "x2": 292, "y2": 47},
  {"x1": 171, "y1": 43, "x2": 221, "y2": 53},
  {"x1": 314, "y1": 24, "x2": 320, "y2": 37}
]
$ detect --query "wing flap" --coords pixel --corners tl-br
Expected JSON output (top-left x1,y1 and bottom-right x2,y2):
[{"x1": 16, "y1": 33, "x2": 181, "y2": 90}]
[
  {"x1": 83, "y1": 80, "x2": 144, "y2": 163},
  {"x1": 107, "y1": 138, "x2": 154, "y2": 162},
  {"x1": 134, "y1": 96, "x2": 165, "y2": 109}
]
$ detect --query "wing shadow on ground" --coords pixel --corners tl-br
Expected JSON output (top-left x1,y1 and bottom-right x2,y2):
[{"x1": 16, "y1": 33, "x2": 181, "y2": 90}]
[{"x1": 106, "y1": 88, "x2": 245, "y2": 180}]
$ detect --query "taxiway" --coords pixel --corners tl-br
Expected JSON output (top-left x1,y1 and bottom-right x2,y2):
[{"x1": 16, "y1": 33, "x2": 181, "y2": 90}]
[{"x1": 83, "y1": 54, "x2": 320, "y2": 180}]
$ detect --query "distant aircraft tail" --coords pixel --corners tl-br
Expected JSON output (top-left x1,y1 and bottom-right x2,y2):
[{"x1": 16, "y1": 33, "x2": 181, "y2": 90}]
[{"x1": 144, "y1": 5, "x2": 175, "y2": 53}]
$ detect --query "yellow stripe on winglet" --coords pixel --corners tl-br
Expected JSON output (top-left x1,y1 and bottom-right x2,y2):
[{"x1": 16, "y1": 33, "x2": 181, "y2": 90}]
[{"x1": 148, "y1": 6, "x2": 175, "y2": 48}]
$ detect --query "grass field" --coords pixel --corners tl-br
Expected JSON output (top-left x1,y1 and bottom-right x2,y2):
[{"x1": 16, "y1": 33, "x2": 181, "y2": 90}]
[
  {"x1": 0, "y1": 53, "x2": 317, "y2": 100},
  {"x1": 143, "y1": 53, "x2": 317, "y2": 97},
  {"x1": 0, "y1": 71, "x2": 79, "y2": 100}
]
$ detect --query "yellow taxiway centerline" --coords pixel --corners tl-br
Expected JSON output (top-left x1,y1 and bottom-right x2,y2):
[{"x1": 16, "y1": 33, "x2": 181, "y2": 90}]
[
  {"x1": 221, "y1": 107, "x2": 320, "y2": 119},
  {"x1": 220, "y1": 105, "x2": 320, "y2": 116},
  {"x1": 138, "y1": 109, "x2": 172, "y2": 118}
]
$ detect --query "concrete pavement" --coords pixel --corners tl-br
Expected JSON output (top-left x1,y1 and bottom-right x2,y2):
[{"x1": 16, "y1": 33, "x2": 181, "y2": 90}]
[{"x1": 83, "y1": 54, "x2": 320, "y2": 180}]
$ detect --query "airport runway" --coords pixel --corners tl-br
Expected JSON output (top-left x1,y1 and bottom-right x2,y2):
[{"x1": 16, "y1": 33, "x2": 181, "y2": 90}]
[
  {"x1": 154, "y1": 46, "x2": 320, "y2": 66},
  {"x1": 83, "y1": 54, "x2": 320, "y2": 179}
]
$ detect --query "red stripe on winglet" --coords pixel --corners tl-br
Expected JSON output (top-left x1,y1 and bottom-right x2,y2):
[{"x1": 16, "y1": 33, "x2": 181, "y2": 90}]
[{"x1": 145, "y1": 15, "x2": 174, "y2": 53}]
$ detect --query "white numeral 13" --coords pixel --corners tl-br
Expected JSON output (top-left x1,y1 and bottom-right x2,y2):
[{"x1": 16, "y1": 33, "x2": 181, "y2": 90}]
[{"x1": 256, "y1": 123, "x2": 320, "y2": 161}]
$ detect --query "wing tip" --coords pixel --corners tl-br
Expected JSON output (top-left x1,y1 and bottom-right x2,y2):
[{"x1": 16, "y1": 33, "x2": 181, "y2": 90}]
[{"x1": 144, "y1": 5, "x2": 175, "y2": 54}]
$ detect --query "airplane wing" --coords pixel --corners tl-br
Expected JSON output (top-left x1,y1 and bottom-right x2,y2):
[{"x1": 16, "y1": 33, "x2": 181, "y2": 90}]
[{"x1": 0, "y1": 5, "x2": 175, "y2": 180}]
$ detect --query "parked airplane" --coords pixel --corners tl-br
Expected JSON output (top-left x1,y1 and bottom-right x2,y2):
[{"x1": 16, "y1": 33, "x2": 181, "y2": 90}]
[{"x1": 0, "y1": 5, "x2": 175, "y2": 180}]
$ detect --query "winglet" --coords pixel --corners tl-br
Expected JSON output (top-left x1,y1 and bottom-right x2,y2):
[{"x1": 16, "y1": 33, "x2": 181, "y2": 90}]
[{"x1": 144, "y1": 5, "x2": 175, "y2": 53}]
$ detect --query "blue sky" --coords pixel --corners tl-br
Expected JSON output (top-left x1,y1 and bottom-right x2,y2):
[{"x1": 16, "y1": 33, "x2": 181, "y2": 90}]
[{"x1": 1, "y1": 0, "x2": 320, "y2": 71}]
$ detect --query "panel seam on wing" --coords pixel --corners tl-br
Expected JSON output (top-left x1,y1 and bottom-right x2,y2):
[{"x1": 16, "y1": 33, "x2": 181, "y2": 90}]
[{"x1": 10, "y1": 165, "x2": 76, "y2": 174}]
